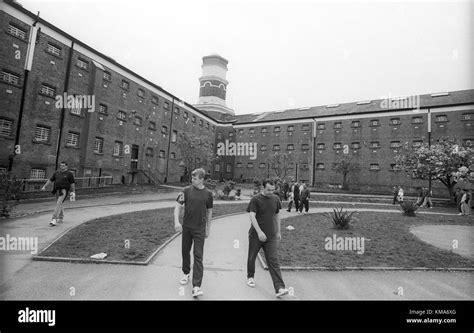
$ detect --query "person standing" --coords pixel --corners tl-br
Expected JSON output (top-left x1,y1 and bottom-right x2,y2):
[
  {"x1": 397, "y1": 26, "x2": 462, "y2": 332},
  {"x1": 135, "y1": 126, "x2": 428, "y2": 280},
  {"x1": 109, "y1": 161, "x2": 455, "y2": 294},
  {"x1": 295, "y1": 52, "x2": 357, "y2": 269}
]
[
  {"x1": 422, "y1": 187, "x2": 433, "y2": 208},
  {"x1": 174, "y1": 168, "x2": 213, "y2": 298},
  {"x1": 286, "y1": 190, "x2": 295, "y2": 212},
  {"x1": 416, "y1": 187, "x2": 425, "y2": 206},
  {"x1": 397, "y1": 186, "x2": 404, "y2": 203},
  {"x1": 299, "y1": 184, "x2": 311, "y2": 213},
  {"x1": 454, "y1": 188, "x2": 463, "y2": 214},
  {"x1": 392, "y1": 185, "x2": 399, "y2": 205},
  {"x1": 293, "y1": 181, "x2": 300, "y2": 212},
  {"x1": 41, "y1": 161, "x2": 76, "y2": 226},
  {"x1": 459, "y1": 189, "x2": 472, "y2": 216},
  {"x1": 246, "y1": 179, "x2": 289, "y2": 298}
]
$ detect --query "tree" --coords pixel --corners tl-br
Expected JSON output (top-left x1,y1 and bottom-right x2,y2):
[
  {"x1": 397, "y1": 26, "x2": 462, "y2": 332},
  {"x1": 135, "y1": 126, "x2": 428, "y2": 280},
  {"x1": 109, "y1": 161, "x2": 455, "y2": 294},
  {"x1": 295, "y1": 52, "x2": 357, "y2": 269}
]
[
  {"x1": 332, "y1": 156, "x2": 360, "y2": 190},
  {"x1": 394, "y1": 137, "x2": 474, "y2": 199},
  {"x1": 177, "y1": 133, "x2": 219, "y2": 182},
  {"x1": 266, "y1": 152, "x2": 294, "y2": 180}
]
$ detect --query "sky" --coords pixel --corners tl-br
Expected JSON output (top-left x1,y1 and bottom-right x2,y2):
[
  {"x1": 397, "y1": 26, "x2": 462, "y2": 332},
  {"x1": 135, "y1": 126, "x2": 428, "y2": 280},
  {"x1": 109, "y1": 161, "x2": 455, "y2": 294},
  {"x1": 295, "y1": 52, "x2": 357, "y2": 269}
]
[{"x1": 19, "y1": 0, "x2": 474, "y2": 115}]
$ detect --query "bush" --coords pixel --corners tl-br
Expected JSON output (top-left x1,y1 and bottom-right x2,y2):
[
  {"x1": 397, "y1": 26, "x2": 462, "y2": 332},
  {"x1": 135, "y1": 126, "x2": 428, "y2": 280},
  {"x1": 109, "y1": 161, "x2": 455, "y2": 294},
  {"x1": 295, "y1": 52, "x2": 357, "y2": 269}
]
[
  {"x1": 204, "y1": 179, "x2": 218, "y2": 190},
  {"x1": 323, "y1": 207, "x2": 358, "y2": 230},
  {"x1": 399, "y1": 201, "x2": 418, "y2": 217},
  {"x1": 0, "y1": 171, "x2": 26, "y2": 218}
]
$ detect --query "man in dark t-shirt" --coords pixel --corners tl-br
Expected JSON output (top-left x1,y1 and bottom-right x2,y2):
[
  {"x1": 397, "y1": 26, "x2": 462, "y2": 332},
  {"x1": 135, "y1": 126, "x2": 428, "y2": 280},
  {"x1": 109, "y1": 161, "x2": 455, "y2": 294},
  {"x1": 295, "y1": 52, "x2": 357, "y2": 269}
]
[
  {"x1": 41, "y1": 161, "x2": 76, "y2": 226},
  {"x1": 246, "y1": 179, "x2": 289, "y2": 298},
  {"x1": 174, "y1": 168, "x2": 213, "y2": 298}
]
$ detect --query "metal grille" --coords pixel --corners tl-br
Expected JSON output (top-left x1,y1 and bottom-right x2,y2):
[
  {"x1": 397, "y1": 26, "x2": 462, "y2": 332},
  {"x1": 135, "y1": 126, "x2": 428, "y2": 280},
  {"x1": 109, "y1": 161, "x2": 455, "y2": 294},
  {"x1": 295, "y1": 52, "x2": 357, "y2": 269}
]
[
  {"x1": 1, "y1": 71, "x2": 19, "y2": 85},
  {"x1": 34, "y1": 126, "x2": 50, "y2": 141},
  {"x1": 0, "y1": 118, "x2": 13, "y2": 136},
  {"x1": 40, "y1": 85, "x2": 55, "y2": 97},
  {"x1": 30, "y1": 169, "x2": 46, "y2": 179},
  {"x1": 94, "y1": 137, "x2": 103, "y2": 153},
  {"x1": 47, "y1": 44, "x2": 61, "y2": 56},
  {"x1": 8, "y1": 24, "x2": 26, "y2": 39},
  {"x1": 67, "y1": 132, "x2": 79, "y2": 146}
]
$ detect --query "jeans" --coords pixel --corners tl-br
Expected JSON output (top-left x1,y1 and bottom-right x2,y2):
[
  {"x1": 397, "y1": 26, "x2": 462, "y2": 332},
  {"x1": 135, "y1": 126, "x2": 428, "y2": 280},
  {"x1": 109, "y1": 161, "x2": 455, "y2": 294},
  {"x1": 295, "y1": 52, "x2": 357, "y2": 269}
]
[
  {"x1": 247, "y1": 229, "x2": 285, "y2": 293},
  {"x1": 52, "y1": 189, "x2": 67, "y2": 220},
  {"x1": 181, "y1": 227, "x2": 205, "y2": 287},
  {"x1": 299, "y1": 198, "x2": 309, "y2": 212}
]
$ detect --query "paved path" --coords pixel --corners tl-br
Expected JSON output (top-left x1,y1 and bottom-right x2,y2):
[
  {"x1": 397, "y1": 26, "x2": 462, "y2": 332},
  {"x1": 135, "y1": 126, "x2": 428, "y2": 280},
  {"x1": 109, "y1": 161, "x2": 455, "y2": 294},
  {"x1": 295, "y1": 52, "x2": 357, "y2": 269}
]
[{"x1": 0, "y1": 194, "x2": 472, "y2": 300}]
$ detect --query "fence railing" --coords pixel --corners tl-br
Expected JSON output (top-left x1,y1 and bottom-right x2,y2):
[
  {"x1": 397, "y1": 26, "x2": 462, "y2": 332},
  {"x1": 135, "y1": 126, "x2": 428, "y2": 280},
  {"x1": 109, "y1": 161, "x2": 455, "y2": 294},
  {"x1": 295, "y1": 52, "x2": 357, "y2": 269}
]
[{"x1": 21, "y1": 176, "x2": 114, "y2": 192}]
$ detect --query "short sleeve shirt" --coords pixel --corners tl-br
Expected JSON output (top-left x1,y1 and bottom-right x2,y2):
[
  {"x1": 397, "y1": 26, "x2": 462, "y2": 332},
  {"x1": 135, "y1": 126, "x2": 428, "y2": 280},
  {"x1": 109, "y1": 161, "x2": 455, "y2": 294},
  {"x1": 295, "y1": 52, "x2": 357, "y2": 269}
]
[
  {"x1": 176, "y1": 185, "x2": 213, "y2": 230},
  {"x1": 50, "y1": 170, "x2": 75, "y2": 190},
  {"x1": 247, "y1": 193, "x2": 281, "y2": 237}
]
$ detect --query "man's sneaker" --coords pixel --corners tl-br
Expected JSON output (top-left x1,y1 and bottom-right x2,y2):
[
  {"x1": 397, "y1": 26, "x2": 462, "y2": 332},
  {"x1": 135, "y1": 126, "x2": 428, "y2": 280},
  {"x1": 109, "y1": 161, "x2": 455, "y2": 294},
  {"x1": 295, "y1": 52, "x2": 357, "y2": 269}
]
[
  {"x1": 247, "y1": 277, "x2": 256, "y2": 288},
  {"x1": 179, "y1": 274, "x2": 190, "y2": 285},
  {"x1": 192, "y1": 286, "x2": 203, "y2": 298},
  {"x1": 49, "y1": 219, "x2": 57, "y2": 226},
  {"x1": 276, "y1": 288, "x2": 289, "y2": 298},
  {"x1": 57, "y1": 219, "x2": 64, "y2": 223}
]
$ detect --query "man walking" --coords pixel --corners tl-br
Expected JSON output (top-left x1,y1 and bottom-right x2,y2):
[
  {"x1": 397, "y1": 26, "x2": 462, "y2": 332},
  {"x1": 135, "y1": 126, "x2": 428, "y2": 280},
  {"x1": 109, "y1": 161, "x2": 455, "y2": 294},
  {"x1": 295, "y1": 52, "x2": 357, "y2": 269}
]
[
  {"x1": 246, "y1": 179, "x2": 289, "y2": 298},
  {"x1": 299, "y1": 184, "x2": 311, "y2": 213},
  {"x1": 293, "y1": 181, "x2": 300, "y2": 212},
  {"x1": 41, "y1": 161, "x2": 75, "y2": 226},
  {"x1": 174, "y1": 168, "x2": 213, "y2": 298}
]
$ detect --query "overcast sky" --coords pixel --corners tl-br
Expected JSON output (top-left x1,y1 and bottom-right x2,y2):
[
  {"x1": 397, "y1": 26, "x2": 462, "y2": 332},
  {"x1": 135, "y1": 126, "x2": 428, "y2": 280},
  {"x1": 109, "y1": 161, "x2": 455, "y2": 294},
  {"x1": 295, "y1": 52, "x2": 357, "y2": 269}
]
[{"x1": 20, "y1": 0, "x2": 473, "y2": 115}]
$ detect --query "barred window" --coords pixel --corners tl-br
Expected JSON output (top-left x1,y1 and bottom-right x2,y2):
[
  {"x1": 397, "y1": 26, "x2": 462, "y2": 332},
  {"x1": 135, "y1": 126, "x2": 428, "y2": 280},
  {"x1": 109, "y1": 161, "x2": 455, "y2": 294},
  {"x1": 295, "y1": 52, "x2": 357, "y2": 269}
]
[
  {"x1": 317, "y1": 123, "x2": 325, "y2": 130},
  {"x1": 435, "y1": 115, "x2": 448, "y2": 122},
  {"x1": 146, "y1": 147, "x2": 154, "y2": 157},
  {"x1": 215, "y1": 164, "x2": 221, "y2": 172},
  {"x1": 316, "y1": 163, "x2": 325, "y2": 170},
  {"x1": 274, "y1": 126, "x2": 280, "y2": 133},
  {"x1": 151, "y1": 96, "x2": 159, "y2": 104},
  {"x1": 351, "y1": 142, "x2": 361, "y2": 149},
  {"x1": 302, "y1": 124, "x2": 310, "y2": 131},
  {"x1": 249, "y1": 128, "x2": 255, "y2": 134},
  {"x1": 390, "y1": 118, "x2": 401, "y2": 125},
  {"x1": 260, "y1": 145, "x2": 267, "y2": 151},
  {"x1": 1, "y1": 70, "x2": 20, "y2": 85},
  {"x1": 301, "y1": 143, "x2": 310, "y2": 150},
  {"x1": 138, "y1": 89, "x2": 145, "y2": 98},
  {"x1": 159, "y1": 150, "x2": 166, "y2": 158},
  {"x1": 30, "y1": 168, "x2": 46, "y2": 180},
  {"x1": 148, "y1": 121, "x2": 156, "y2": 130},
  {"x1": 161, "y1": 126, "x2": 168, "y2": 135},
  {"x1": 317, "y1": 143, "x2": 325, "y2": 150},
  {"x1": 217, "y1": 132, "x2": 223, "y2": 140},
  {"x1": 66, "y1": 132, "x2": 79, "y2": 147},
  {"x1": 334, "y1": 122, "x2": 342, "y2": 129},
  {"x1": 47, "y1": 43, "x2": 61, "y2": 57},
  {"x1": 236, "y1": 162, "x2": 242, "y2": 168},
  {"x1": 170, "y1": 152, "x2": 176, "y2": 159},
  {"x1": 0, "y1": 118, "x2": 13, "y2": 136},
  {"x1": 171, "y1": 130, "x2": 178, "y2": 143},
  {"x1": 113, "y1": 141, "x2": 123, "y2": 157},
  {"x1": 34, "y1": 125, "x2": 50, "y2": 142},
  {"x1": 8, "y1": 23, "x2": 27, "y2": 40},
  {"x1": 77, "y1": 58, "x2": 89, "y2": 70},
  {"x1": 259, "y1": 163, "x2": 266, "y2": 168},
  {"x1": 370, "y1": 119, "x2": 380, "y2": 127},
  {"x1": 287, "y1": 125, "x2": 294, "y2": 132},
  {"x1": 287, "y1": 144, "x2": 295, "y2": 151},
  {"x1": 247, "y1": 162, "x2": 254, "y2": 168},
  {"x1": 94, "y1": 137, "x2": 104, "y2": 154},
  {"x1": 333, "y1": 142, "x2": 342, "y2": 149},
  {"x1": 40, "y1": 84, "x2": 55, "y2": 97},
  {"x1": 390, "y1": 141, "x2": 401, "y2": 149},
  {"x1": 117, "y1": 111, "x2": 127, "y2": 120},
  {"x1": 226, "y1": 164, "x2": 232, "y2": 173},
  {"x1": 103, "y1": 71, "x2": 111, "y2": 82},
  {"x1": 164, "y1": 101, "x2": 170, "y2": 110},
  {"x1": 273, "y1": 144, "x2": 280, "y2": 151},
  {"x1": 134, "y1": 116, "x2": 143, "y2": 126},
  {"x1": 351, "y1": 121, "x2": 360, "y2": 128},
  {"x1": 261, "y1": 127, "x2": 268, "y2": 133},
  {"x1": 70, "y1": 97, "x2": 82, "y2": 116},
  {"x1": 412, "y1": 117, "x2": 423, "y2": 124},
  {"x1": 174, "y1": 107, "x2": 180, "y2": 115},
  {"x1": 370, "y1": 164, "x2": 380, "y2": 171},
  {"x1": 99, "y1": 104, "x2": 108, "y2": 115},
  {"x1": 184, "y1": 112, "x2": 188, "y2": 119},
  {"x1": 121, "y1": 80, "x2": 129, "y2": 90},
  {"x1": 462, "y1": 113, "x2": 472, "y2": 121},
  {"x1": 238, "y1": 129, "x2": 244, "y2": 135},
  {"x1": 369, "y1": 141, "x2": 380, "y2": 149},
  {"x1": 228, "y1": 131, "x2": 233, "y2": 137}
]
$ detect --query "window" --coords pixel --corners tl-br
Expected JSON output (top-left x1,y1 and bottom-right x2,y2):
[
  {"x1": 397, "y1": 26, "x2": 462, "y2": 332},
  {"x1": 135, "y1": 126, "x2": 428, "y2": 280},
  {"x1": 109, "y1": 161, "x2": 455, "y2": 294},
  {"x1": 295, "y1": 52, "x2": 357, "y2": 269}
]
[
  {"x1": 148, "y1": 121, "x2": 156, "y2": 131},
  {"x1": 164, "y1": 101, "x2": 170, "y2": 110},
  {"x1": 238, "y1": 129, "x2": 244, "y2": 135},
  {"x1": 134, "y1": 116, "x2": 143, "y2": 126},
  {"x1": 40, "y1": 84, "x2": 55, "y2": 97},
  {"x1": 47, "y1": 43, "x2": 61, "y2": 57},
  {"x1": 390, "y1": 141, "x2": 401, "y2": 149},
  {"x1": 117, "y1": 111, "x2": 127, "y2": 120},
  {"x1": 370, "y1": 119, "x2": 380, "y2": 127},
  {"x1": 161, "y1": 126, "x2": 168, "y2": 135},
  {"x1": 121, "y1": 80, "x2": 129, "y2": 90},
  {"x1": 138, "y1": 89, "x2": 145, "y2": 98},
  {"x1": 217, "y1": 132, "x2": 223, "y2": 140},
  {"x1": 171, "y1": 130, "x2": 178, "y2": 143},
  {"x1": 333, "y1": 142, "x2": 342, "y2": 150},
  {"x1": 273, "y1": 144, "x2": 280, "y2": 151},
  {"x1": 159, "y1": 150, "x2": 166, "y2": 158},
  {"x1": 151, "y1": 96, "x2": 159, "y2": 104},
  {"x1": 76, "y1": 58, "x2": 89, "y2": 70},
  {"x1": 317, "y1": 143, "x2": 325, "y2": 150},
  {"x1": 261, "y1": 127, "x2": 268, "y2": 133},
  {"x1": 1, "y1": 70, "x2": 20, "y2": 85},
  {"x1": 192, "y1": 116, "x2": 196, "y2": 123},
  {"x1": 412, "y1": 140, "x2": 423, "y2": 148},
  {"x1": 236, "y1": 162, "x2": 242, "y2": 168},
  {"x1": 146, "y1": 147, "x2": 153, "y2": 157},
  {"x1": 94, "y1": 137, "x2": 104, "y2": 154},
  {"x1": 390, "y1": 163, "x2": 401, "y2": 172},
  {"x1": 184, "y1": 112, "x2": 188, "y2": 119},
  {"x1": 30, "y1": 169, "x2": 46, "y2": 179},
  {"x1": 316, "y1": 163, "x2": 325, "y2": 170},
  {"x1": 226, "y1": 164, "x2": 232, "y2": 173},
  {"x1": 215, "y1": 164, "x2": 221, "y2": 172},
  {"x1": 370, "y1": 164, "x2": 380, "y2": 171},
  {"x1": 103, "y1": 71, "x2": 111, "y2": 82},
  {"x1": 334, "y1": 122, "x2": 342, "y2": 129},
  {"x1": 259, "y1": 163, "x2": 266, "y2": 169},
  {"x1": 113, "y1": 141, "x2": 123, "y2": 157},
  {"x1": 98, "y1": 104, "x2": 108, "y2": 115},
  {"x1": 274, "y1": 126, "x2": 281, "y2": 133},
  {"x1": 8, "y1": 23, "x2": 27, "y2": 40},
  {"x1": 351, "y1": 121, "x2": 360, "y2": 128},
  {"x1": 66, "y1": 132, "x2": 79, "y2": 147},
  {"x1": 369, "y1": 141, "x2": 380, "y2": 149},
  {"x1": 247, "y1": 163, "x2": 254, "y2": 168},
  {"x1": 34, "y1": 125, "x2": 50, "y2": 142},
  {"x1": 261, "y1": 145, "x2": 267, "y2": 151},
  {"x1": 412, "y1": 117, "x2": 423, "y2": 124},
  {"x1": 0, "y1": 118, "x2": 13, "y2": 136},
  {"x1": 302, "y1": 124, "x2": 310, "y2": 131},
  {"x1": 170, "y1": 152, "x2": 176, "y2": 159},
  {"x1": 199, "y1": 119, "x2": 203, "y2": 126},
  {"x1": 229, "y1": 131, "x2": 234, "y2": 137},
  {"x1": 174, "y1": 107, "x2": 180, "y2": 115},
  {"x1": 301, "y1": 143, "x2": 310, "y2": 150},
  {"x1": 390, "y1": 118, "x2": 401, "y2": 126},
  {"x1": 249, "y1": 128, "x2": 255, "y2": 134},
  {"x1": 351, "y1": 142, "x2": 361, "y2": 149},
  {"x1": 287, "y1": 144, "x2": 295, "y2": 151},
  {"x1": 317, "y1": 123, "x2": 325, "y2": 130},
  {"x1": 287, "y1": 125, "x2": 294, "y2": 132},
  {"x1": 70, "y1": 98, "x2": 82, "y2": 116},
  {"x1": 435, "y1": 115, "x2": 448, "y2": 123},
  {"x1": 462, "y1": 113, "x2": 473, "y2": 121},
  {"x1": 206, "y1": 123, "x2": 210, "y2": 129}
]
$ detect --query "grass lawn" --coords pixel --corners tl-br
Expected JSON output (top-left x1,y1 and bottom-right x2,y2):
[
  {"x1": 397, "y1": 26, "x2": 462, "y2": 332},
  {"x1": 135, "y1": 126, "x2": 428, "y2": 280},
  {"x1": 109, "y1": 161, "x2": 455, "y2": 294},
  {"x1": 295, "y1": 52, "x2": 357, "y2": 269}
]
[
  {"x1": 272, "y1": 212, "x2": 474, "y2": 268},
  {"x1": 39, "y1": 202, "x2": 249, "y2": 262}
]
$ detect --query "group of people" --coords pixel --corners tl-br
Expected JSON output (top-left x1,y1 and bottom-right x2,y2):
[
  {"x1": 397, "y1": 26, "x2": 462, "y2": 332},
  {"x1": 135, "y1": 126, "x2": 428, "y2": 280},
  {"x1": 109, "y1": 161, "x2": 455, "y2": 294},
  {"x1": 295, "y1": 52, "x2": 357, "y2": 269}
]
[
  {"x1": 416, "y1": 187, "x2": 433, "y2": 208},
  {"x1": 285, "y1": 181, "x2": 311, "y2": 214}
]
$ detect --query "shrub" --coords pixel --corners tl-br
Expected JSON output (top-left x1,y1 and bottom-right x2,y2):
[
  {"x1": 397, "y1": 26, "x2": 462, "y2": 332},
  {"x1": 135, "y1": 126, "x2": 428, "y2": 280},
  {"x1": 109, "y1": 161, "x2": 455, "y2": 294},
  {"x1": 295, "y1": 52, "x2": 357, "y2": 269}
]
[
  {"x1": 204, "y1": 179, "x2": 217, "y2": 190},
  {"x1": 323, "y1": 207, "x2": 358, "y2": 230},
  {"x1": 399, "y1": 201, "x2": 418, "y2": 217},
  {"x1": 0, "y1": 171, "x2": 26, "y2": 218}
]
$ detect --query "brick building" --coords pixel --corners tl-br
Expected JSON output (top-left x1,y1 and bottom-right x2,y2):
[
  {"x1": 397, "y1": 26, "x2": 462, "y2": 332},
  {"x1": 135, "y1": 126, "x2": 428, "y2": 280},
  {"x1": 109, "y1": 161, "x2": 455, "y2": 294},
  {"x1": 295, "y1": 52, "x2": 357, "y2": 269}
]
[{"x1": 0, "y1": 0, "x2": 472, "y2": 196}]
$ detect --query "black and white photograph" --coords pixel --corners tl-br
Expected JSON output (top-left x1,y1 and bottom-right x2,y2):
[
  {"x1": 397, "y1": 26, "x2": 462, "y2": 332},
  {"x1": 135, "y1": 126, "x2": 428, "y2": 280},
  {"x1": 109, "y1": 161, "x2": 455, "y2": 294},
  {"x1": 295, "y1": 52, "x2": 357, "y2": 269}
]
[{"x1": 0, "y1": 0, "x2": 473, "y2": 329}]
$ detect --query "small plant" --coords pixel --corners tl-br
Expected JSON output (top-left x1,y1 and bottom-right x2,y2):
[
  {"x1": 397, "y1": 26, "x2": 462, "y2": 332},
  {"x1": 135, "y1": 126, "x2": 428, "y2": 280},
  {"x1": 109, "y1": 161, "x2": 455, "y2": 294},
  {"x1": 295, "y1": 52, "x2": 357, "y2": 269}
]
[
  {"x1": 399, "y1": 201, "x2": 418, "y2": 217},
  {"x1": 323, "y1": 207, "x2": 358, "y2": 230}
]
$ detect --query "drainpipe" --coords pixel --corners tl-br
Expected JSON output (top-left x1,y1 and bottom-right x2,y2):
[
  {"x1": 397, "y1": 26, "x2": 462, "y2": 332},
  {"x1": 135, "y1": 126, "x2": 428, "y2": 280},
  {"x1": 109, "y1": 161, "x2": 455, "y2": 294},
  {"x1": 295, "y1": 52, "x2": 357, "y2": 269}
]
[{"x1": 164, "y1": 98, "x2": 175, "y2": 183}]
